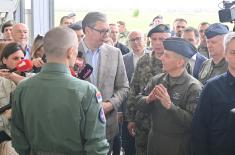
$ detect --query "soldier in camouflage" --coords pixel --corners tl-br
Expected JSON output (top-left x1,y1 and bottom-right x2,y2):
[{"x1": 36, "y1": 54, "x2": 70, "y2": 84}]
[
  {"x1": 198, "y1": 23, "x2": 229, "y2": 84},
  {"x1": 198, "y1": 22, "x2": 210, "y2": 58},
  {"x1": 126, "y1": 24, "x2": 171, "y2": 155}
]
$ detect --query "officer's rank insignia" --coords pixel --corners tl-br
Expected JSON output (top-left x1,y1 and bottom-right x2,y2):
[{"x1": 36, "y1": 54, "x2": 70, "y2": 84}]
[
  {"x1": 96, "y1": 92, "x2": 102, "y2": 103},
  {"x1": 172, "y1": 92, "x2": 181, "y2": 100},
  {"x1": 99, "y1": 108, "x2": 106, "y2": 124}
]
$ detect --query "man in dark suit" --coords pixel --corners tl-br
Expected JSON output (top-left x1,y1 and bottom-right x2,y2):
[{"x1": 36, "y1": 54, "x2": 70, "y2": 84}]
[
  {"x1": 109, "y1": 23, "x2": 130, "y2": 55},
  {"x1": 182, "y1": 27, "x2": 208, "y2": 79},
  {"x1": 78, "y1": 12, "x2": 129, "y2": 155}
]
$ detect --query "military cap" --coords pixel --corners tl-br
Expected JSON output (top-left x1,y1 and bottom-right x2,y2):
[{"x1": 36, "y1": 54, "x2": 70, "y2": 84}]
[
  {"x1": 147, "y1": 24, "x2": 170, "y2": 37},
  {"x1": 69, "y1": 22, "x2": 82, "y2": 30},
  {"x1": 205, "y1": 23, "x2": 229, "y2": 39},
  {"x1": 163, "y1": 37, "x2": 197, "y2": 58}
]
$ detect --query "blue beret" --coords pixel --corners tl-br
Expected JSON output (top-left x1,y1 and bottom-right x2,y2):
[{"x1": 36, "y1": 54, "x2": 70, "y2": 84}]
[
  {"x1": 205, "y1": 23, "x2": 229, "y2": 39},
  {"x1": 163, "y1": 37, "x2": 197, "y2": 58},
  {"x1": 69, "y1": 22, "x2": 82, "y2": 30},
  {"x1": 147, "y1": 24, "x2": 170, "y2": 37}
]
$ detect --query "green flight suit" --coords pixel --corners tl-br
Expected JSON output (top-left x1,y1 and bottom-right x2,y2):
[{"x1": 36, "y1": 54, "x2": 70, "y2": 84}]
[{"x1": 11, "y1": 63, "x2": 109, "y2": 155}]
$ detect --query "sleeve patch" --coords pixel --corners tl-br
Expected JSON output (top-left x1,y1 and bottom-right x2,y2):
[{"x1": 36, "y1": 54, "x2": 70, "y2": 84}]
[
  {"x1": 96, "y1": 92, "x2": 103, "y2": 103},
  {"x1": 98, "y1": 108, "x2": 106, "y2": 124}
]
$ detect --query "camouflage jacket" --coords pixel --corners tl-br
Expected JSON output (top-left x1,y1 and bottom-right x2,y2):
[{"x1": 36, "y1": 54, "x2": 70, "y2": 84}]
[
  {"x1": 198, "y1": 58, "x2": 228, "y2": 84},
  {"x1": 126, "y1": 51, "x2": 163, "y2": 127}
]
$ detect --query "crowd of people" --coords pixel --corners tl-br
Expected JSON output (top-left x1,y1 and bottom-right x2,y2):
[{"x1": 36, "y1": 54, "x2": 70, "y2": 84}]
[{"x1": 0, "y1": 11, "x2": 235, "y2": 155}]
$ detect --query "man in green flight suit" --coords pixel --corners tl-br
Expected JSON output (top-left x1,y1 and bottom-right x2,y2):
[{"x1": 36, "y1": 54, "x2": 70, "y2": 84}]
[
  {"x1": 11, "y1": 27, "x2": 109, "y2": 155},
  {"x1": 136, "y1": 37, "x2": 202, "y2": 155}
]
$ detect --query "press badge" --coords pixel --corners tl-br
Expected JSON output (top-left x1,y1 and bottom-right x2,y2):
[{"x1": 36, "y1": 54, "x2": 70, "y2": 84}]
[
  {"x1": 99, "y1": 108, "x2": 106, "y2": 124},
  {"x1": 96, "y1": 92, "x2": 102, "y2": 103}
]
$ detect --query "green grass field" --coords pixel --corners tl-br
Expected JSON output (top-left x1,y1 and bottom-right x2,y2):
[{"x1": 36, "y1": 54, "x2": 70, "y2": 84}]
[{"x1": 55, "y1": 9, "x2": 233, "y2": 33}]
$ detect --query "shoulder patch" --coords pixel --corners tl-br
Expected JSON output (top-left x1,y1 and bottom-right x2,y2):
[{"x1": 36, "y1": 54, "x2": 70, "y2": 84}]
[
  {"x1": 96, "y1": 92, "x2": 102, "y2": 103},
  {"x1": 98, "y1": 108, "x2": 106, "y2": 124}
]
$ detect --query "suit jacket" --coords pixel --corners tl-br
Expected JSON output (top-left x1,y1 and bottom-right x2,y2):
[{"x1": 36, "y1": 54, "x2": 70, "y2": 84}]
[
  {"x1": 123, "y1": 52, "x2": 135, "y2": 82},
  {"x1": 115, "y1": 42, "x2": 130, "y2": 55},
  {"x1": 78, "y1": 42, "x2": 129, "y2": 140}
]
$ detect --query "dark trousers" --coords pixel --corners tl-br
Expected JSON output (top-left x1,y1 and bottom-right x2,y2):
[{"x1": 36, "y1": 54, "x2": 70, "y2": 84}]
[
  {"x1": 112, "y1": 121, "x2": 136, "y2": 155},
  {"x1": 112, "y1": 123, "x2": 122, "y2": 155},
  {"x1": 122, "y1": 121, "x2": 136, "y2": 155}
]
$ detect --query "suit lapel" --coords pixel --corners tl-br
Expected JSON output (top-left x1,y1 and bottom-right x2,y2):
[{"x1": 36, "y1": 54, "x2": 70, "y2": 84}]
[
  {"x1": 130, "y1": 53, "x2": 134, "y2": 74},
  {"x1": 97, "y1": 46, "x2": 109, "y2": 88}
]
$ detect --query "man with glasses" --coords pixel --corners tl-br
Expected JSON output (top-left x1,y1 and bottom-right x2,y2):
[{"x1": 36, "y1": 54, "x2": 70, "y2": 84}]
[
  {"x1": 79, "y1": 12, "x2": 129, "y2": 155},
  {"x1": 120, "y1": 30, "x2": 147, "y2": 155}
]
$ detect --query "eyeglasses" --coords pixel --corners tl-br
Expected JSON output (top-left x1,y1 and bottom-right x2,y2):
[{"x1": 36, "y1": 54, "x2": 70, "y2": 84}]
[
  {"x1": 88, "y1": 26, "x2": 110, "y2": 36},
  {"x1": 129, "y1": 37, "x2": 143, "y2": 43}
]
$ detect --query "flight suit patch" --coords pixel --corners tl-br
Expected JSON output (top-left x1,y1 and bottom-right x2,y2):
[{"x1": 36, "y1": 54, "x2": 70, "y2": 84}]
[
  {"x1": 98, "y1": 108, "x2": 106, "y2": 124},
  {"x1": 172, "y1": 92, "x2": 181, "y2": 100},
  {"x1": 96, "y1": 92, "x2": 102, "y2": 103}
]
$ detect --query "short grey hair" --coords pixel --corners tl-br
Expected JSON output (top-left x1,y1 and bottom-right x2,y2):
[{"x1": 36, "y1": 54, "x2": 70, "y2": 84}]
[
  {"x1": 82, "y1": 12, "x2": 107, "y2": 33},
  {"x1": 43, "y1": 27, "x2": 78, "y2": 57},
  {"x1": 224, "y1": 32, "x2": 235, "y2": 53}
]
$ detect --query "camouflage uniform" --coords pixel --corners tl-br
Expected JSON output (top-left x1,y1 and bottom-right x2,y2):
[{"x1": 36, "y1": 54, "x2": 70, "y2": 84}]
[
  {"x1": 118, "y1": 31, "x2": 129, "y2": 46},
  {"x1": 198, "y1": 44, "x2": 209, "y2": 58},
  {"x1": 126, "y1": 51, "x2": 163, "y2": 155},
  {"x1": 198, "y1": 58, "x2": 228, "y2": 84}
]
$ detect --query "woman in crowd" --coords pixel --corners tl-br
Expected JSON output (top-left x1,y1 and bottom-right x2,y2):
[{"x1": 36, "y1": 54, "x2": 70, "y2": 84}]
[
  {"x1": 31, "y1": 34, "x2": 45, "y2": 73},
  {"x1": 0, "y1": 42, "x2": 25, "y2": 155}
]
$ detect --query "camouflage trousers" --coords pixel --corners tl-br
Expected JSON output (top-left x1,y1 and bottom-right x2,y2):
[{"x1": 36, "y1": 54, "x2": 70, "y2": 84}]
[{"x1": 135, "y1": 125, "x2": 149, "y2": 155}]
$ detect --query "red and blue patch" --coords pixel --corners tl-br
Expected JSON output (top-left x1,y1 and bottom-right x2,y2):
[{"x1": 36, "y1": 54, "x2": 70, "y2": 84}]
[{"x1": 96, "y1": 92, "x2": 102, "y2": 103}]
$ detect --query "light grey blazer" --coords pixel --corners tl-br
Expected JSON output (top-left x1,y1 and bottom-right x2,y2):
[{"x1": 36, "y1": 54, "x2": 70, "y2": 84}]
[{"x1": 78, "y1": 43, "x2": 129, "y2": 140}]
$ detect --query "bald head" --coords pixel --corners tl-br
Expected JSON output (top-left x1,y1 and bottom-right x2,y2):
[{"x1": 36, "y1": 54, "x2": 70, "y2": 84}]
[
  {"x1": 12, "y1": 23, "x2": 29, "y2": 48},
  {"x1": 128, "y1": 30, "x2": 146, "y2": 53},
  {"x1": 44, "y1": 27, "x2": 78, "y2": 58}
]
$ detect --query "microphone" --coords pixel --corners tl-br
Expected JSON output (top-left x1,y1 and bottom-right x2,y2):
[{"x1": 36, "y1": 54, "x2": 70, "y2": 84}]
[
  {"x1": 77, "y1": 64, "x2": 93, "y2": 80},
  {"x1": 69, "y1": 67, "x2": 76, "y2": 77},
  {"x1": 9, "y1": 59, "x2": 33, "y2": 72}
]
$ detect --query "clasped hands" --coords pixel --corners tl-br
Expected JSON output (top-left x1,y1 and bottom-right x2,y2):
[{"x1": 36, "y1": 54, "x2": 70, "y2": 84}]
[{"x1": 146, "y1": 84, "x2": 172, "y2": 109}]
